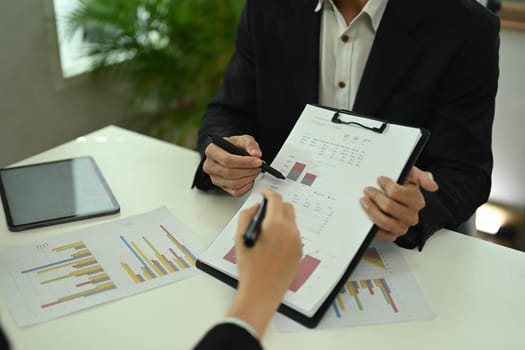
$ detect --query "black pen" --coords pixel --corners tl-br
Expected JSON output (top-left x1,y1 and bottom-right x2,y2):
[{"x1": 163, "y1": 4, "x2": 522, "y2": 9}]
[
  {"x1": 243, "y1": 198, "x2": 267, "y2": 247},
  {"x1": 208, "y1": 134, "x2": 285, "y2": 180}
]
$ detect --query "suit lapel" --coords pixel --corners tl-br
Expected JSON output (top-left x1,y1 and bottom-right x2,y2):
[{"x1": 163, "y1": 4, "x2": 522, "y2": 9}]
[
  {"x1": 353, "y1": 0, "x2": 424, "y2": 115},
  {"x1": 279, "y1": 0, "x2": 321, "y2": 107}
]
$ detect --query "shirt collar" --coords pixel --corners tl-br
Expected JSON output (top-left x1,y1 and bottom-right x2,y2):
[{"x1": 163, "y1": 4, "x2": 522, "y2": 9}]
[{"x1": 314, "y1": 0, "x2": 389, "y2": 32}]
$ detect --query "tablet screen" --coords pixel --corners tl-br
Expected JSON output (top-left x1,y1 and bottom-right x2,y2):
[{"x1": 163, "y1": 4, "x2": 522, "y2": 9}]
[{"x1": 0, "y1": 156, "x2": 120, "y2": 231}]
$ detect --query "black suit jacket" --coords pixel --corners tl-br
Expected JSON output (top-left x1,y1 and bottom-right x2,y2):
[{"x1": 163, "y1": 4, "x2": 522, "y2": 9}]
[
  {"x1": 0, "y1": 325, "x2": 9, "y2": 350},
  {"x1": 194, "y1": 323, "x2": 262, "y2": 350},
  {"x1": 193, "y1": 0, "x2": 500, "y2": 249}
]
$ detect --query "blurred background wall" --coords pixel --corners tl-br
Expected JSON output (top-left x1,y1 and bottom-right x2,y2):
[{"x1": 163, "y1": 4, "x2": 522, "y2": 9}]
[{"x1": 0, "y1": 0, "x2": 129, "y2": 168}]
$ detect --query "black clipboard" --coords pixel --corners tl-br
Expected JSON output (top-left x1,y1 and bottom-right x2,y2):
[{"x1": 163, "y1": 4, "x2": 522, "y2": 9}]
[
  {"x1": 316, "y1": 105, "x2": 431, "y2": 185},
  {"x1": 197, "y1": 105, "x2": 430, "y2": 328}
]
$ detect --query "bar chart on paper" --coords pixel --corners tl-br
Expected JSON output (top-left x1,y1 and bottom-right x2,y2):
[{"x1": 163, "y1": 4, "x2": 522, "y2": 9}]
[
  {"x1": 327, "y1": 245, "x2": 404, "y2": 323},
  {"x1": 19, "y1": 241, "x2": 116, "y2": 309},
  {"x1": 286, "y1": 162, "x2": 318, "y2": 186},
  {"x1": 331, "y1": 278, "x2": 398, "y2": 318},
  {"x1": 0, "y1": 207, "x2": 206, "y2": 327},
  {"x1": 119, "y1": 224, "x2": 198, "y2": 283},
  {"x1": 274, "y1": 240, "x2": 435, "y2": 331},
  {"x1": 223, "y1": 246, "x2": 321, "y2": 293}
]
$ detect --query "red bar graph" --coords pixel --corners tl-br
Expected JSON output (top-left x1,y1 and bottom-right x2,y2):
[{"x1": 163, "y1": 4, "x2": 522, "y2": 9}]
[
  {"x1": 224, "y1": 247, "x2": 320, "y2": 292},
  {"x1": 289, "y1": 255, "x2": 321, "y2": 292},
  {"x1": 287, "y1": 162, "x2": 306, "y2": 181},
  {"x1": 301, "y1": 172, "x2": 317, "y2": 186},
  {"x1": 223, "y1": 246, "x2": 237, "y2": 264}
]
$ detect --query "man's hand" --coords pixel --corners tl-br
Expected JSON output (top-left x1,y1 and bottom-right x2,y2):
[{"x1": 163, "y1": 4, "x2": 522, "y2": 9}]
[
  {"x1": 360, "y1": 166, "x2": 439, "y2": 242},
  {"x1": 226, "y1": 189, "x2": 303, "y2": 338},
  {"x1": 203, "y1": 135, "x2": 263, "y2": 196}
]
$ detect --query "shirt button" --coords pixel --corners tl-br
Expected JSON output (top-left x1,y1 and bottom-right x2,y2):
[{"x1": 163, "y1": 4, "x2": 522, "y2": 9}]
[
  {"x1": 341, "y1": 34, "x2": 350, "y2": 43},
  {"x1": 338, "y1": 81, "x2": 346, "y2": 89}
]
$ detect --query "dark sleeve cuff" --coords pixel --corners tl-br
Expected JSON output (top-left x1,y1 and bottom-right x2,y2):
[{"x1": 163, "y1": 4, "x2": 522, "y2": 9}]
[
  {"x1": 191, "y1": 156, "x2": 216, "y2": 191},
  {"x1": 0, "y1": 325, "x2": 9, "y2": 350},
  {"x1": 395, "y1": 192, "x2": 446, "y2": 251},
  {"x1": 395, "y1": 223, "x2": 442, "y2": 252},
  {"x1": 193, "y1": 323, "x2": 263, "y2": 350}
]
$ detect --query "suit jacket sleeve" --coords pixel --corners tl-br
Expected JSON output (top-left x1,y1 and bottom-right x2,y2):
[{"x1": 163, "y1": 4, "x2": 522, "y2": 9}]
[
  {"x1": 0, "y1": 326, "x2": 9, "y2": 350},
  {"x1": 193, "y1": 323, "x2": 263, "y2": 350},
  {"x1": 396, "y1": 6, "x2": 500, "y2": 250},
  {"x1": 192, "y1": 3, "x2": 258, "y2": 190}
]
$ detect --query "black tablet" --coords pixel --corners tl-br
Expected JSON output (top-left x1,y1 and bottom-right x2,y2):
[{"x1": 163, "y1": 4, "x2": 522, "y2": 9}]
[{"x1": 0, "y1": 156, "x2": 120, "y2": 232}]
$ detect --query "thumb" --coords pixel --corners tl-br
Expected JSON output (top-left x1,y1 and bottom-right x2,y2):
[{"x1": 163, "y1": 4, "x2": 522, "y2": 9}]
[
  {"x1": 407, "y1": 166, "x2": 439, "y2": 192},
  {"x1": 232, "y1": 135, "x2": 262, "y2": 158}
]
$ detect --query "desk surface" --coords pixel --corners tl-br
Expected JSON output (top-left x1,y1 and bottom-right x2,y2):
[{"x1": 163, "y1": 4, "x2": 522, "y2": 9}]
[{"x1": 1, "y1": 126, "x2": 524, "y2": 350}]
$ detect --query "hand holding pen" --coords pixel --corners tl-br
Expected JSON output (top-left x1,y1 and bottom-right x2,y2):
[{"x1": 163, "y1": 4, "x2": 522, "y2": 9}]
[
  {"x1": 203, "y1": 134, "x2": 285, "y2": 197},
  {"x1": 230, "y1": 189, "x2": 302, "y2": 337}
]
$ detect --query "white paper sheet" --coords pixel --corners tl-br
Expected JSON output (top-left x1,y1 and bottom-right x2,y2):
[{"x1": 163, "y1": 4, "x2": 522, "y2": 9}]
[
  {"x1": 274, "y1": 239, "x2": 435, "y2": 331},
  {"x1": 0, "y1": 207, "x2": 206, "y2": 327},
  {"x1": 198, "y1": 104, "x2": 425, "y2": 318}
]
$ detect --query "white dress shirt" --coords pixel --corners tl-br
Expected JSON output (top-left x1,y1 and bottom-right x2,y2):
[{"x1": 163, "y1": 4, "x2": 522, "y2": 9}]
[{"x1": 316, "y1": 0, "x2": 388, "y2": 110}]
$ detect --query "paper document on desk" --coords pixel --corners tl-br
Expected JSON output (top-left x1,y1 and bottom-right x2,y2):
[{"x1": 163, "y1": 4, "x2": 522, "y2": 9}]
[
  {"x1": 274, "y1": 239, "x2": 435, "y2": 331},
  {"x1": 197, "y1": 104, "x2": 429, "y2": 328},
  {"x1": 0, "y1": 207, "x2": 206, "y2": 327}
]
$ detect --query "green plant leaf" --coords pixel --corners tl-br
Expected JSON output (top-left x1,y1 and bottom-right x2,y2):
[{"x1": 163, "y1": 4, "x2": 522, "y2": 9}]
[{"x1": 66, "y1": 0, "x2": 244, "y2": 148}]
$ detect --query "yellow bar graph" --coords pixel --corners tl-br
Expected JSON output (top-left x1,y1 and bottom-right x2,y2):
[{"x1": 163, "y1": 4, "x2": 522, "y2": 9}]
[
  {"x1": 37, "y1": 257, "x2": 96, "y2": 274},
  {"x1": 174, "y1": 258, "x2": 187, "y2": 270},
  {"x1": 132, "y1": 241, "x2": 162, "y2": 276},
  {"x1": 347, "y1": 281, "x2": 357, "y2": 296},
  {"x1": 167, "y1": 232, "x2": 185, "y2": 252},
  {"x1": 119, "y1": 223, "x2": 199, "y2": 284},
  {"x1": 184, "y1": 254, "x2": 196, "y2": 266},
  {"x1": 70, "y1": 265, "x2": 102, "y2": 276},
  {"x1": 121, "y1": 263, "x2": 142, "y2": 283},
  {"x1": 336, "y1": 294, "x2": 345, "y2": 311},
  {"x1": 375, "y1": 279, "x2": 391, "y2": 305},
  {"x1": 90, "y1": 273, "x2": 109, "y2": 282},
  {"x1": 142, "y1": 267, "x2": 155, "y2": 280},
  {"x1": 72, "y1": 249, "x2": 91, "y2": 258},
  {"x1": 56, "y1": 281, "x2": 116, "y2": 303},
  {"x1": 53, "y1": 241, "x2": 86, "y2": 252},
  {"x1": 161, "y1": 225, "x2": 197, "y2": 266},
  {"x1": 157, "y1": 253, "x2": 176, "y2": 273}
]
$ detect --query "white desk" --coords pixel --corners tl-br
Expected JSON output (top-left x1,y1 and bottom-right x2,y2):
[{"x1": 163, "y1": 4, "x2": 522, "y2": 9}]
[{"x1": 1, "y1": 126, "x2": 524, "y2": 350}]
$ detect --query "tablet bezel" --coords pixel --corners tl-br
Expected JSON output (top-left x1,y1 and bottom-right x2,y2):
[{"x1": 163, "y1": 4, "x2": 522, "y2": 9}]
[{"x1": 0, "y1": 156, "x2": 120, "y2": 232}]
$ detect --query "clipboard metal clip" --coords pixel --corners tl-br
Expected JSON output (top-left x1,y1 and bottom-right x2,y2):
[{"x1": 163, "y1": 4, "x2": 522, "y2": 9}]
[{"x1": 331, "y1": 110, "x2": 387, "y2": 134}]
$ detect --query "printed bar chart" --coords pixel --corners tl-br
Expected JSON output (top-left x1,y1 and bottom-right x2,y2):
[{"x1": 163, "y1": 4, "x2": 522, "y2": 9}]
[
  {"x1": 21, "y1": 241, "x2": 116, "y2": 309},
  {"x1": 223, "y1": 246, "x2": 237, "y2": 264},
  {"x1": 286, "y1": 162, "x2": 318, "y2": 186},
  {"x1": 274, "y1": 241, "x2": 435, "y2": 331},
  {"x1": 0, "y1": 208, "x2": 206, "y2": 327},
  {"x1": 287, "y1": 162, "x2": 306, "y2": 181},
  {"x1": 300, "y1": 173, "x2": 317, "y2": 186},
  {"x1": 289, "y1": 255, "x2": 321, "y2": 292},
  {"x1": 331, "y1": 278, "x2": 398, "y2": 318},
  {"x1": 330, "y1": 247, "x2": 395, "y2": 318},
  {"x1": 362, "y1": 247, "x2": 386, "y2": 270},
  {"x1": 161, "y1": 224, "x2": 198, "y2": 266},
  {"x1": 223, "y1": 246, "x2": 320, "y2": 293},
  {"x1": 120, "y1": 225, "x2": 198, "y2": 284}
]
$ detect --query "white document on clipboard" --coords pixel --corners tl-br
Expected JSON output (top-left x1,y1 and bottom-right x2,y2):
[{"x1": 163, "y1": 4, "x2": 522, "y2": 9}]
[{"x1": 197, "y1": 104, "x2": 429, "y2": 328}]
